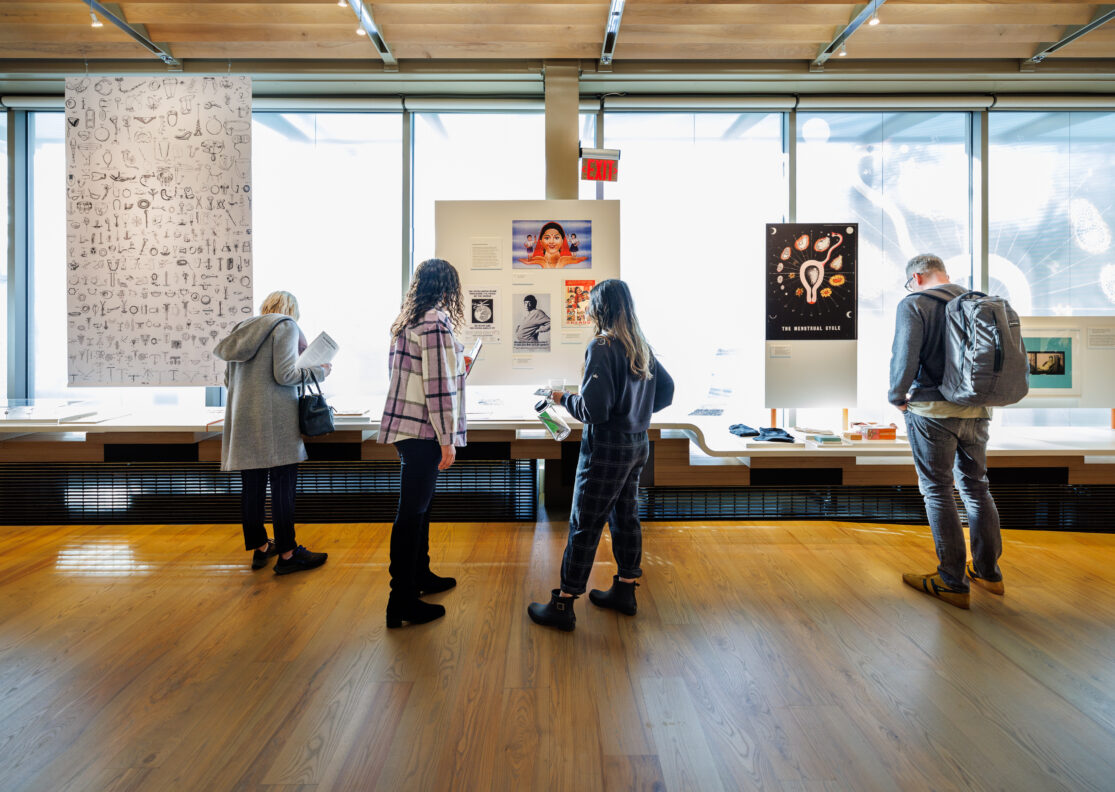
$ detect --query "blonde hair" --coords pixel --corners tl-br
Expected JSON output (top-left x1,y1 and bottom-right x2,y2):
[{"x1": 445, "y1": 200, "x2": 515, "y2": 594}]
[{"x1": 260, "y1": 290, "x2": 300, "y2": 320}]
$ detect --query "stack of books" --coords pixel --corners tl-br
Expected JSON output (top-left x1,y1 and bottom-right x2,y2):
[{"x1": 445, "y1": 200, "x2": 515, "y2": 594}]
[{"x1": 804, "y1": 433, "x2": 846, "y2": 448}]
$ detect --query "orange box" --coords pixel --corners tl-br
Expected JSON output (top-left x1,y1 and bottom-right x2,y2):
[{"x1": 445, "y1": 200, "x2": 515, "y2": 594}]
[{"x1": 846, "y1": 422, "x2": 897, "y2": 441}]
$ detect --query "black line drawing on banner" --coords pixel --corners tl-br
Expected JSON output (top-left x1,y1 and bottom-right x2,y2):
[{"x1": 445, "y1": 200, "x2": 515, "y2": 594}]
[{"x1": 66, "y1": 75, "x2": 254, "y2": 386}]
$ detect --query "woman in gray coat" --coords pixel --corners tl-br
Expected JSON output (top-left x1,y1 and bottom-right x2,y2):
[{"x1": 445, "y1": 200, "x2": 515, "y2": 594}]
[{"x1": 214, "y1": 290, "x2": 332, "y2": 575}]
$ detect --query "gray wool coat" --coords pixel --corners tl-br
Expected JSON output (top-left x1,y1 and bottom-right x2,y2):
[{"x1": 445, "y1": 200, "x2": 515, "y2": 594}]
[{"x1": 213, "y1": 314, "x2": 328, "y2": 472}]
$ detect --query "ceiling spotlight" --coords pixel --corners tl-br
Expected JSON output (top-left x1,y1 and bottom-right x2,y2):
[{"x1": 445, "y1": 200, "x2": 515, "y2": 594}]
[
  {"x1": 869, "y1": 10, "x2": 880, "y2": 25},
  {"x1": 90, "y1": 11, "x2": 103, "y2": 28},
  {"x1": 838, "y1": 41, "x2": 847, "y2": 56},
  {"x1": 337, "y1": 0, "x2": 346, "y2": 6},
  {"x1": 355, "y1": 26, "x2": 366, "y2": 35}
]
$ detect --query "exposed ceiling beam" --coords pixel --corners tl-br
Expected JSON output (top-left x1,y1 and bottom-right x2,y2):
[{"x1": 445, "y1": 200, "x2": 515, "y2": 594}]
[
  {"x1": 600, "y1": 0, "x2": 626, "y2": 69},
  {"x1": 343, "y1": 0, "x2": 397, "y2": 71},
  {"x1": 1024, "y1": 5, "x2": 1115, "y2": 67},
  {"x1": 84, "y1": 0, "x2": 180, "y2": 69},
  {"x1": 811, "y1": 0, "x2": 889, "y2": 72}
]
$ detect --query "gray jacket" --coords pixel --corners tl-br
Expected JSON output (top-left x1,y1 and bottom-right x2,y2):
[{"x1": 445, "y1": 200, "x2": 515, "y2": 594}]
[
  {"x1": 888, "y1": 283, "x2": 967, "y2": 407},
  {"x1": 213, "y1": 314, "x2": 328, "y2": 471}
]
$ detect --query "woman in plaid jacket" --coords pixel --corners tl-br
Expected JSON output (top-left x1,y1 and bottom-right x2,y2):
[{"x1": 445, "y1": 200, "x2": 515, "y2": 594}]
[
  {"x1": 379, "y1": 259, "x2": 467, "y2": 628},
  {"x1": 528, "y1": 279, "x2": 674, "y2": 631}
]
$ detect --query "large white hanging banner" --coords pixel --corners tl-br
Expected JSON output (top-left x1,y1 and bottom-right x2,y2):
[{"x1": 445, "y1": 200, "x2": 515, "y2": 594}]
[{"x1": 65, "y1": 75, "x2": 253, "y2": 386}]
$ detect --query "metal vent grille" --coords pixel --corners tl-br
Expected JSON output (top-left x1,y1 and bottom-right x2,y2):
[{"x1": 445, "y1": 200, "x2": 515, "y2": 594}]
[
  {"x1": 639, "y1": 484, "x2": 1115, "y2": 532},
  {"x1": 0, "y1": 461, "x2": 537, "y2": 525}
]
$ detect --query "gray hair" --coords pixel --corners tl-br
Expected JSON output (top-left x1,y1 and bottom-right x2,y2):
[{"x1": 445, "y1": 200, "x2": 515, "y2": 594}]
[{"x1": 905, "y1": 254, "x2": 946, "y2": 279}]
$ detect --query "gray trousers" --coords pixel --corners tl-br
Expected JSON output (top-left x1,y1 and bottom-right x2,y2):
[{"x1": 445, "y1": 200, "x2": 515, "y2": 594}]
[{"x1": 904, "y1": 412, "x2": 1003, "y2": 590}]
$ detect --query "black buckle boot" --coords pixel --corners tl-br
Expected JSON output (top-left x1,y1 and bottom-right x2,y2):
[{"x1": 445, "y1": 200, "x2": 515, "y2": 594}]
[
  {"x1": 527, "y1": 589, "x2": 577, "y2": 632},
  {"x1": 588, "y1": 575, "x2": 638, "y2": 615}
]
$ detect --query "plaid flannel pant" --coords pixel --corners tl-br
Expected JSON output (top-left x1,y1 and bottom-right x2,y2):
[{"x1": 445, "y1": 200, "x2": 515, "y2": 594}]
[{"x1": 560, "y1": 425, "x2": 649, "y2": 595}]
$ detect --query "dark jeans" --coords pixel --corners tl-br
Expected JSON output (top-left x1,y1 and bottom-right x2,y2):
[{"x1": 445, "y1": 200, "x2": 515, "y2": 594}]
[
  {"x1": 241, "y1": 463, "x2": 299, "y2": 554},
  {"x1": 560, "y1": 425, "x2": 649, "y2": 595},
  {"x1": 390, "y1": 439, "x2": 442, "y2": 600},
  {"x1": 905, "y1": 412, "x2": 1002, "y2": 590}
]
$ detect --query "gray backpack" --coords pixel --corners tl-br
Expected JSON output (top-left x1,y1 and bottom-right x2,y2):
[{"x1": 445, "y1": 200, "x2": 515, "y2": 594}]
[{"x1": 924, "y1": 288, "x2": 1030, "y2": 407}]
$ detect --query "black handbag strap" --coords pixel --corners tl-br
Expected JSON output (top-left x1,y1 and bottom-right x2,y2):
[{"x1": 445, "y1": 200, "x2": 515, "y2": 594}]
[{"x1": 299, "y1": 369, "x2": 323, "y2": 396}]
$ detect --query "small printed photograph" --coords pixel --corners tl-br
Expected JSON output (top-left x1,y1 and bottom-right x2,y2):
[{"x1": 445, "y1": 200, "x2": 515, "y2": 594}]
[
  {"x1": 512, "y1": 292, "x2": 552, "y2": 352},
  {"x1": 1028, "y1": 351, "x2": 1066, "y2": 376},
  {"x1": 513, "y1": 219, "x2": 591, "y2": 269},
  {"x1": 466, "y1": 287, "x2": 501, "y2": 342},
  {"x1": 471, "y1": 298, "x2": 494, "y2": 325},
  {"x1": 563, "y1": 280, "x2": 594, "y2": 327},
  {"x1": 1022, "y1": 335, "x2": 1074, "y2": 391}
]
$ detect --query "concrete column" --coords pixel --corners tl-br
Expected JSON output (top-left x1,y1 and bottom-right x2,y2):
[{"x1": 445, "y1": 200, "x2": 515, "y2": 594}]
[{"x1": 543, "y1": 61, "x2": 580, "y2": 200}]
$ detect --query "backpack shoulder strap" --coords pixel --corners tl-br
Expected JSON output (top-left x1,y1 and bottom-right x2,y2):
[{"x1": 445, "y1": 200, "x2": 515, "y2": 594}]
[{"x1": 920, "y1": 287, "x2": 965, "y2": 304}]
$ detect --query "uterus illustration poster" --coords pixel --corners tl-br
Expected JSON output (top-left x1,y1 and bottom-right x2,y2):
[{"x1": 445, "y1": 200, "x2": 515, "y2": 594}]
[
  {"x1": 766, "y1": 223, "x2": 858, "y2": 341},
  {"x1": 512, "y1": 219, "x2": 591, "y2": 269}
]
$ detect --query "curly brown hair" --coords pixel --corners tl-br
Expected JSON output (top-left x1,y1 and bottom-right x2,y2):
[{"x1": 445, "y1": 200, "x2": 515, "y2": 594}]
[{"x1": 390, "y1": 258, "x2": 465, "y2": 338}]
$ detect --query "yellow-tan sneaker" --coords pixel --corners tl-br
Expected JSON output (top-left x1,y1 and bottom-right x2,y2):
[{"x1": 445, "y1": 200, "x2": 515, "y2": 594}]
[
  {"x1": 902, "y1": 572, "x2": 970, "y2": 609},
  {"x1": 966, "y1": 561, "x2": 1005, "y2": 595}
]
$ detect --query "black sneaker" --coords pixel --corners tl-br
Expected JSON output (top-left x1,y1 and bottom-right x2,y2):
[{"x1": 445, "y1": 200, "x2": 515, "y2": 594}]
[
  {"x1": 274, "y1": 545, "x2": 327, "y2": 576},
  {"x1": 251, "y1": 539, "x2": 279, "y2": 570}
]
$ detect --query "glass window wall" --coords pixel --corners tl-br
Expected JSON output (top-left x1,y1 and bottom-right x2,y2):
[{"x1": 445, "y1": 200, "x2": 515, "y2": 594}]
[
  {"x1": 602, "y1": 112, "x2": 787, "y2": 409},
  {"x1": 797, "y1": 112, "x2": 972, "y2": 428},
  {"x1": 30, "y1": 111, "x2": 402, "y2": 407},
  {"x1": 413, "y1": 113, "x2": 545, "y2": 263},
  {"x1": 252, "y1": 112, "x2": 402, "y2": 401},
  {"x1": 1, "y1": 113, "x2": 8, "y2": 385},
  {"x1": 989, "y1": 111, "x2": 1115, "y2": 427}
]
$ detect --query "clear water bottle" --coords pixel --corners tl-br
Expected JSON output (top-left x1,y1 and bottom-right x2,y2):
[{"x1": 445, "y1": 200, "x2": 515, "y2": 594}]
[{"x1": 534, "y1": 398, "x2": 571, "y2": 441}]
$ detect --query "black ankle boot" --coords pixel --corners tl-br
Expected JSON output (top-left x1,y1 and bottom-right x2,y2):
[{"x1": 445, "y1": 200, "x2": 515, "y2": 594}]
[
  {"x1": 589, "y1": 575, "x2": 638, "y2": 615},
  {"x1": 527, "y1": 589, "x2": 577, "y2": 632},
  {"x1": 386, "y1": 596, "x2": 446, "y2": 629},
  {"x1": 417, "y1": 571, "x2": 457, "y2": 596}
]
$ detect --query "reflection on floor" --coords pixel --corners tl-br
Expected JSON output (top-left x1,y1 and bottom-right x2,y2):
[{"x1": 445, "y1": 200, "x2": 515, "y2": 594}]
[{"x1": 2, "y1": 520, "x2": 1114, "y2": 791}]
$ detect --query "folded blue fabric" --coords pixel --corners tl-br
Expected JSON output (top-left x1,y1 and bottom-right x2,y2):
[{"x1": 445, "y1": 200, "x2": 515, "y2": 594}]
[
  {"x1": 729, "y1": 423, "x2": 759, "y2": 437},
  {"x1": 755, "y1": 427, "x2": 795, "y2": 443}
]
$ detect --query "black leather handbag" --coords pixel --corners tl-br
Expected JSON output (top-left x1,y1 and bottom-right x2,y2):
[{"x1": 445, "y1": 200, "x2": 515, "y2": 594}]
[{"x1": 298, "y1": 371, "x2": 334, "y2": 437}]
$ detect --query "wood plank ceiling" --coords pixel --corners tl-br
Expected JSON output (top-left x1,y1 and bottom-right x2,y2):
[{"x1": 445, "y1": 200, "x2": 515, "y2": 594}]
[{"x1": 0, "y1": 1, "x2": 1112, "y2": 64}]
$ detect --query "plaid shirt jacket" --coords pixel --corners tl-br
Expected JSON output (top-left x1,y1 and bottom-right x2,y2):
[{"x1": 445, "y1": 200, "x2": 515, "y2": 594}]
[{"x1": 379, "y1": 309, "x2": 467, "y2": 447}]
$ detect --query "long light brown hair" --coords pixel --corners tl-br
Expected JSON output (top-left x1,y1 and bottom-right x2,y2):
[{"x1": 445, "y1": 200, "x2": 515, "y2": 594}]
[
  {"x1": 390, "y1": 258, "x2": 464, "y2": 338},
  {"x1": 587, "y1": 279, "x2": 652, "y2": 380}
]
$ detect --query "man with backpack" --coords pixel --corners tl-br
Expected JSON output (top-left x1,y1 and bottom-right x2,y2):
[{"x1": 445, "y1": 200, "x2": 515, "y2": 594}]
[{"x1": 889, "y1": 254, "x2": 1015, "y2": 609}]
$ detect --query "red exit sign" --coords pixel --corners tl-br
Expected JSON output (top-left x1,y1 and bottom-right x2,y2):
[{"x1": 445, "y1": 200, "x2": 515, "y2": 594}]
[{"x1": 581, "y1": 158, "x2": 618, "y2": 182}]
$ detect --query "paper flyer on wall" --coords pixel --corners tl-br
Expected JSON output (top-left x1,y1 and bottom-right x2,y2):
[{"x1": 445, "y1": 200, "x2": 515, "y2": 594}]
[
  {"x1": 513, "y1": 292, "x2": 551, "y2": 353},
  {"x1": 563, "y1": 280, "x2": 594, "y2": 327},
  {"x1": 470, "y1": 237, "x2": 502, "y2": 270},
  {"x1": 512, "y1": 220, "x2": 592, "y2": 269},
  {"x1": 467, "y1": 287, "x2": 501, "y2": 343}
]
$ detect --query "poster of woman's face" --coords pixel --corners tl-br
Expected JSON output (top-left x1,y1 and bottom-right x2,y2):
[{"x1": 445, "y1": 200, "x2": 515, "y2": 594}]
[{"x1": 512, "y1": 219, "x2": 592, "y2": 269}]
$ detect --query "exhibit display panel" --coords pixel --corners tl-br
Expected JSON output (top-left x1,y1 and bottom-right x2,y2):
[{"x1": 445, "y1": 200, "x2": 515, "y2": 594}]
[
  {"x1": 1016, "y1": 316, "x2": 1115, "y2": 408},
  {"x1": 598, "y1": 112, "x2": 786, "y2": 409},
  {"x1": 798, "y1": 112, "x2": 972, "y2": 421},
  {"x1": 989, "y1": 112, "x2": 1115, "y2": 318},
  {"x1": 413, "y1": 113, "x2": 545, "y2": 263},
  {"x1": 435, "y1": 200, "x2": 620, "y2": 387},
  {"x1": 764, "y1": 222, "x2": 859, "y2": 407},
  {"x1": 251, "y1": 112, "x2": 402, "y2": 400}
]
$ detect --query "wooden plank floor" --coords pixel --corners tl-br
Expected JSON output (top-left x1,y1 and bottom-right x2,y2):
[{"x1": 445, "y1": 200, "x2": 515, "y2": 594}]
[{"x1": 2, "y1": 519, "x2": 1114, "y2": 792}]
